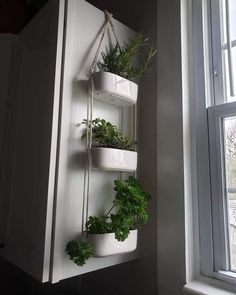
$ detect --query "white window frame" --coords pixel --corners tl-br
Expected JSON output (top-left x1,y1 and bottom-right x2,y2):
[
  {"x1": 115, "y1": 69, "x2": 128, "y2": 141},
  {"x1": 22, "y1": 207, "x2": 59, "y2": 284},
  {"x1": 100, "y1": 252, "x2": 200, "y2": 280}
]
[
  {"x1": 185, "y1": 0, "x2": 236, "y2": 288},
  {"x1": 210, "y1": 0, "x2": 224, "y2": 105},
  {"x1": 207, "y1": 0, "x2": 236, "y2": 281},
  {"x1": 208, "y1": 102, "x2": 236, "y2": 274},
  {"x1": 190, "y1": 0, "x2": 214, "y2": 279}
]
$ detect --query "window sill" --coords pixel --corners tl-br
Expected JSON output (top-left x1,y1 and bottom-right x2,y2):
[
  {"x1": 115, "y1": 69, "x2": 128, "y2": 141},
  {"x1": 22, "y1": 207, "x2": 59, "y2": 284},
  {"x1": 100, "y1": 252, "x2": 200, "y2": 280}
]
[{"x1": 183, "y1": 275, "x2": 236, "y2": 295}]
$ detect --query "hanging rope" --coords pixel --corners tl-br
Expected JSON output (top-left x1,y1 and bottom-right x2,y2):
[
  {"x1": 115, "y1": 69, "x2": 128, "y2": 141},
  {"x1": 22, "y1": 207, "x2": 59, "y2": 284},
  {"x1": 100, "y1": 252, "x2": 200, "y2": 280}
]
[
  {"x1": 85, "y1": 77, "x2": 94, "y2": 237},
  {"x1": 104, "y1": 10, "x2": 121, "y2": 50},
  {"x1": 81, "y1": 79, "x2": 90, "y2": 236},
  {"x1": 81, "y1": 10, "x2": 120, "y2": 237},
  {"x1": 90, "y1": 10, "x2": 121, "y2": 74}
]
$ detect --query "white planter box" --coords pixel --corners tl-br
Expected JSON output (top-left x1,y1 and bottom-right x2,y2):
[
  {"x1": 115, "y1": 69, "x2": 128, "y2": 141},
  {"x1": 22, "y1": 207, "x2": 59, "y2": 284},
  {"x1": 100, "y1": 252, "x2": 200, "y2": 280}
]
[
  {"x1": 88, "y1": 230, "x2": 138, "y2": 257},
  {"x1": 91, "y1": 147, "x2": 137, "y2": 172},
  {"x1": 91, "y1": 71, "x2": 138, "y2": 106}
]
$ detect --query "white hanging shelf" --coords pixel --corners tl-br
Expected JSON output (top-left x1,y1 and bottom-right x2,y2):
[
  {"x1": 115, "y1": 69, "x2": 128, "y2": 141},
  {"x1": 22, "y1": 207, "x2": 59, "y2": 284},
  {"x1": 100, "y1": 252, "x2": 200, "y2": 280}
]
[
  {"x1": 91, "y1": 71, "x2": 138, "y2": 107},
  {"x1": 91, "y1": 147, "x2": 137, "y2": 172},
  {"x1": 88, "y1": 230, "x2": 138, "y2": 257}
]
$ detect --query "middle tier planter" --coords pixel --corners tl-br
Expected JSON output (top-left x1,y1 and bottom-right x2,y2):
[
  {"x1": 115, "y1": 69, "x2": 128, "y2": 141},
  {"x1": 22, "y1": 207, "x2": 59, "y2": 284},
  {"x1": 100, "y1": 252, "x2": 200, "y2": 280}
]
[
  {"x1": 91, "y1": 71, "x2": 138, "y2": 107},
  {"x1": 88, "y1": 229, "x2": 138, "y2": 257},
  {"x1": 91, "y1": 147, "x2": 137, "y2": 172}
]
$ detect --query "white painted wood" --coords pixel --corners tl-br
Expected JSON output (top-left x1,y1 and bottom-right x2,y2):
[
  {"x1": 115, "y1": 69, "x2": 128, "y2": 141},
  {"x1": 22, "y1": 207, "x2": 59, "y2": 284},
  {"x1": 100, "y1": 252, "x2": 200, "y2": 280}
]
[
  {"x1": 88, "y1": 230, "x2": 138, "y2": 257},
  {"x1": 208, "y1": 106, "x2": 229, "y2": 272},
  {"x1": 0, "y1": 0, "x2": 65, "y2": 282},
  {"x1": 50, "y1": 0, "x2": 138, "y2": 283},
  {"x1": 211, "y1": 0, "x2": 225, "y2": 105},
  {"x1": 181, "y1": 0, "x2": 199, "y2": 283},
  {"x1": 91, "y1": 148, "x2": 137, "y2": 172},
  {"x1": 91, "y1": 71, "x2": 138, "y2": 106},
  {"x1": 190, "y1": 0, "x2": 215, "y2": 278},
  {"x1": 184, "y1": 275, "x2": 236, "y2": 294},
  {"x1": 42, "y1": 0, "x2": 66, "y2": 283}
]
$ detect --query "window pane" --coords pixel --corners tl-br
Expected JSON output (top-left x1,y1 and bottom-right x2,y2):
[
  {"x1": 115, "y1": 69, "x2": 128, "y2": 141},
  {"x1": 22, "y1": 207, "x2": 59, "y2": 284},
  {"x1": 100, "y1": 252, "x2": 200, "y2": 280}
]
[
  {"x1": 230, "y1": 0, "x2": 236, "y2": 41},
  {"x1": 221, "y1": 0, "x2": 227, "y2": 44},
  {"x1": 223, "y1": 47, "x2": 236, "y2": 102},
  {"x1": 222, "y1": 0, "x2": 236, "y2": 42},
  {"x1": 224, "y1": 116, "x2": 236, "y2": 270},
  {"x1": 220, "y1": 0, "x2": 236, "y2": 103}
]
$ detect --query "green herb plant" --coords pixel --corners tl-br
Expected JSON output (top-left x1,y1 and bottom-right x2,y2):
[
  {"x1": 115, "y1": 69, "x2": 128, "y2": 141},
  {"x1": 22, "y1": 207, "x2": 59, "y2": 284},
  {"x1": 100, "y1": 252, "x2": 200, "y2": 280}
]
[
  {"x1": 65, "y1": 240, "x2": 94, "y2": 266},
  {"x1": 97, "y1": 32, "x2": 157, "y2": 82},
  {"x1": 65, "y1": 176, "x2": 150, "y2": 266},
  {"x1": 82, "y1": 118, "x2": 135, "y2": 151}
]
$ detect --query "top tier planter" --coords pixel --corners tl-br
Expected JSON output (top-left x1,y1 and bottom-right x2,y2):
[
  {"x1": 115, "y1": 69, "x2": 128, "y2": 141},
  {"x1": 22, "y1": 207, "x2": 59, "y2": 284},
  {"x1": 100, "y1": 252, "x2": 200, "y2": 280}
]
[{"x1": 91, "y1": 71, "x2": 138, "y2": 107}]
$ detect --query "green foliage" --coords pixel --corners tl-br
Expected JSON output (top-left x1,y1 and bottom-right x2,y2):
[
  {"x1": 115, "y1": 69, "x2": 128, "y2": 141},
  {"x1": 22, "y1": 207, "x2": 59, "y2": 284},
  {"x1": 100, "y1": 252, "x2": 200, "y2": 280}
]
[
  {"x1": 66, "y1": 176, "x2": 150, "y2": 266},
  {"x1": 86, "y1": 216, "x2": 112, "y2": 234},
  {"x1": 82, "y1": 118, "x2": 135, "y2": 151},
  {"x1": 97, "y1": 32, "x2": 157, "y2": 81},
  {"x1": 65, "y1": 240, "x2": 94, "y2": 266},
  {"x1": 87, "y1": 176, "x2": 151, "y2": 241},
  {"x1": 112, "y1": 176, "x2": 150, "y2": 240}
]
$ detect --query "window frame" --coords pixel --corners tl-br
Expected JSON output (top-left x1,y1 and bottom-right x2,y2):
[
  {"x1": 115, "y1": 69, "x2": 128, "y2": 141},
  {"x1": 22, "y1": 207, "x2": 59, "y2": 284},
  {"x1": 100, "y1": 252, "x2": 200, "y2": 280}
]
[
  {"x1": 194, "y1": 0, "x2": 236, "y2": 284},
  {"x1": 191, "y1": 0, "x2": 214, "y2": 278},
  {"x1": 208, "y1": 102, "x2": 236, "y2": 273}
]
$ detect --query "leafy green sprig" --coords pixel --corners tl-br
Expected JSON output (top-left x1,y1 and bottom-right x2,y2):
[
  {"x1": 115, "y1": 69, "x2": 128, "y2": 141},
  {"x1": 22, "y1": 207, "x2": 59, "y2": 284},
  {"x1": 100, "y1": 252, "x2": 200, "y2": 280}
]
[
  {"x1": 65, "y1": 240, "x2": 94, "y2": 266},
  {"x1": 82, "y1": 118, "x2": 135, "y2": 151},
  {"x1": 97, "y1": 32, "x2": 157, "y2": 81}
]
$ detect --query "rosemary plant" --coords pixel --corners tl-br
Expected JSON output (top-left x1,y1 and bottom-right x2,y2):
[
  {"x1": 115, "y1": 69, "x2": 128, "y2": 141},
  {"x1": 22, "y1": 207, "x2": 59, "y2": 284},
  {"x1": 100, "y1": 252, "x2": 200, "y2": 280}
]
[{"x1": 97, "y1": 32, "x2": 157, "y2": 81}]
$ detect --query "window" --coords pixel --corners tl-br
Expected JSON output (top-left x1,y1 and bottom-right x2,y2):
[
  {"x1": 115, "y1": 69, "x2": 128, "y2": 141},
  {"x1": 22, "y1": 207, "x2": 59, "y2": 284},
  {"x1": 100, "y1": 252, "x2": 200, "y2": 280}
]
[
  {"x1": 211, "y1": 0, "x2": 236, "y2": 104},
  {"x1": 198, "y1": 0, "x2": 236, "y2": 282}
]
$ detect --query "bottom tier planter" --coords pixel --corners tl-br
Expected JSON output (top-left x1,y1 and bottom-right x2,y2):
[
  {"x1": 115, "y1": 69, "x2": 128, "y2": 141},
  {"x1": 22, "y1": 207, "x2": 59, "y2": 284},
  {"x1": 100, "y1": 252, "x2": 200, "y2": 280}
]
[
  {"x1": 88, "y1": 229, "x2": 138, "y2": 257},
  {"x1": 91, "y1": 147, "x2": 137, "y2": 172}
]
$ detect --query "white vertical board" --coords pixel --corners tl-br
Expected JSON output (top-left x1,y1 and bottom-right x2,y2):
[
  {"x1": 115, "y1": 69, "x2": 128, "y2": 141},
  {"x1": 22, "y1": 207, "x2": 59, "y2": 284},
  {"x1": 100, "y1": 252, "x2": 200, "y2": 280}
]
[
  {"x1": 50, "y1": 0, "x2": 138, "y2": 283},
  {"x1": 0, "y1": 0, "x2": 65, "y2": 283}
]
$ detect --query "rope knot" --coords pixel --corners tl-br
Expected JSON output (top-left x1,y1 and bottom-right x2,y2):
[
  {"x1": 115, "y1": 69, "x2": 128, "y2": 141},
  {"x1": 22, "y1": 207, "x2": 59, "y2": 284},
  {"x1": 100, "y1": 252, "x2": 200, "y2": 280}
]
[{"x1": 104, "y1": 10, "x2": 113, "y2": 20}]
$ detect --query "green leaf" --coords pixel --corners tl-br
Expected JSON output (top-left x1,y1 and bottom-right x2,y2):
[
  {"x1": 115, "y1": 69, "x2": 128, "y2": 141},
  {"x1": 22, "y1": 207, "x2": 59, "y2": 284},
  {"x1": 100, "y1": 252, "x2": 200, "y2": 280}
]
[{"x1": 65, "y1": 240, "x2": 94, "y2": 266}]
